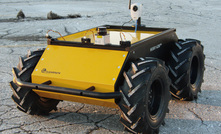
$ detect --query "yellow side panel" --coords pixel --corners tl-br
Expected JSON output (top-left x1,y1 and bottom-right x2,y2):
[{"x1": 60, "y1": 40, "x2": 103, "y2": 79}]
[{"x1": 32, "y1": 45, "x2": 128, "y2": 107}]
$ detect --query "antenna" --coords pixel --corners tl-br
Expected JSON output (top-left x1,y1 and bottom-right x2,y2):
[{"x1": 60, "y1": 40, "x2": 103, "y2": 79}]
[{"x1": 129, "y1": 0, "x2": 131, "y2": 9}]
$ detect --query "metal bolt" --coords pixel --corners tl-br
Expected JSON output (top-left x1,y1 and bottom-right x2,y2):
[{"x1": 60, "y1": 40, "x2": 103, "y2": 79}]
[
  {"x1": 118, "y1": 66, "x2": 120, "y2": 69},
  {"x1": 123, "y1": 55, "x2": 125, "y2": 57},
  {"x1": 113, "y1": 78, "x2": 116, "y2": 81},
  {"x1": 47, "y1": 48, "x2": 50, "y2": 50},
  {"x1": 41, "y1": 58, "x2": 44, "y2": 60},
  {"x1": 35, "y1": 69, "x2": 38, "y2": 71}
]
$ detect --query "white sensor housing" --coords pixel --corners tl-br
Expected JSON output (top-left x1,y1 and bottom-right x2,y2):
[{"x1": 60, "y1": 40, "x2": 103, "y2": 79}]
[{"x1": 130, "y1": 3, "x2": 142, "y2": 21}]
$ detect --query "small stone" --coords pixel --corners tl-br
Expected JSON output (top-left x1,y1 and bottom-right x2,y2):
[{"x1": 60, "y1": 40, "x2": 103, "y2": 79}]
[
  {"x1": 47, "y1": 11, "x2": 62, "y2": 20},
  {"x1": 67, "y1": 14, "x2": 81, "y2": 18},
  {"x1": 17, "y1": 10, "x2": 25, "y2": 19}
]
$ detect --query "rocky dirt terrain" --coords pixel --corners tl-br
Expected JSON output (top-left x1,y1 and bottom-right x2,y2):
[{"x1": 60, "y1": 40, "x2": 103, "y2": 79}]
[{"x1": 0, "y1": 0, "x2": 221, "y2": 133}]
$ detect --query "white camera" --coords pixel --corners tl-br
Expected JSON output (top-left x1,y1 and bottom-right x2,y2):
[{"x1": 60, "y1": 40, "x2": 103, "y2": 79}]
[{"x1": 130, "y1": 3, "x2": 142, "y2": 21}]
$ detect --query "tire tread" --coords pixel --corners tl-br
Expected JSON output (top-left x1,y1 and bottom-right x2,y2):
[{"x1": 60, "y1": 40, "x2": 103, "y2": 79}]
[
  {"x1": 118, "y1": 57, "x2": 170, "y2": 133},
  {"x1": 10, "y1": 48, "x2": 59, "y2": 115},
  {"x1": 167, "y1": 39, "x2": 205, "y2": 100}
]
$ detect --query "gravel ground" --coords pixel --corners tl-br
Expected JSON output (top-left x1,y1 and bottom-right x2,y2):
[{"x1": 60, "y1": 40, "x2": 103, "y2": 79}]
[{"x1": 0, "y1": 0, "x2": 221, "y2": 133}]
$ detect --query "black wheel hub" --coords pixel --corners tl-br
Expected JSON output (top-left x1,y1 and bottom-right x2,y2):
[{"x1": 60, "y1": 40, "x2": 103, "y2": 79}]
[
  {"x1": 190, "y1": 56, "x2": 200, "y2": 88},
  {"x1": 148, "y1": 79, "x2": 163, "y2": 117}
]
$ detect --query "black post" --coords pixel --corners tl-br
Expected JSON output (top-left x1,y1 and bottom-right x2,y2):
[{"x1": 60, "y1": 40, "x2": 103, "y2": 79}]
[
  {"x1": 137, "y1": 17, "x2": 145, "y2": 27},
  {"x1": 137, "y1": 17, "x2": 141, "y2": 26}
]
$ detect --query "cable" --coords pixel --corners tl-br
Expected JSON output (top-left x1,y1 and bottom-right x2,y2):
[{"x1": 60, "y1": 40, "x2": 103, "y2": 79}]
[
  {"x1": 120, "y1": 19, "x2": 133, "y2": 41},
  {"x1": 135, "y1": 20, "x2": 137, "y2": 33},
  {"x1": 84, "y1": 30, "x2": 95, "y2": 41},
  {"x1": 46, "y1": 30, "x2": 65, "y2": 41},
  {"x1": 120, "y1": 32, "x2": 126, "y2": 41},
  {"x1": 121, "y1": 19, "x2": 133, "y2": 29}
]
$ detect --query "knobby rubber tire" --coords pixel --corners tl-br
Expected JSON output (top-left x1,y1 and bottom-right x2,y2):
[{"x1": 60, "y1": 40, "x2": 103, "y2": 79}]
[
  {"x1": 117, "y1": 57, "x2": 171, "y2": 134},
  {"x1": 166, "y1": 39, "x2": 205, "y2": 100},
  {"x1": 10, "y1": 48, "x2": 59, "y2": 115}
]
